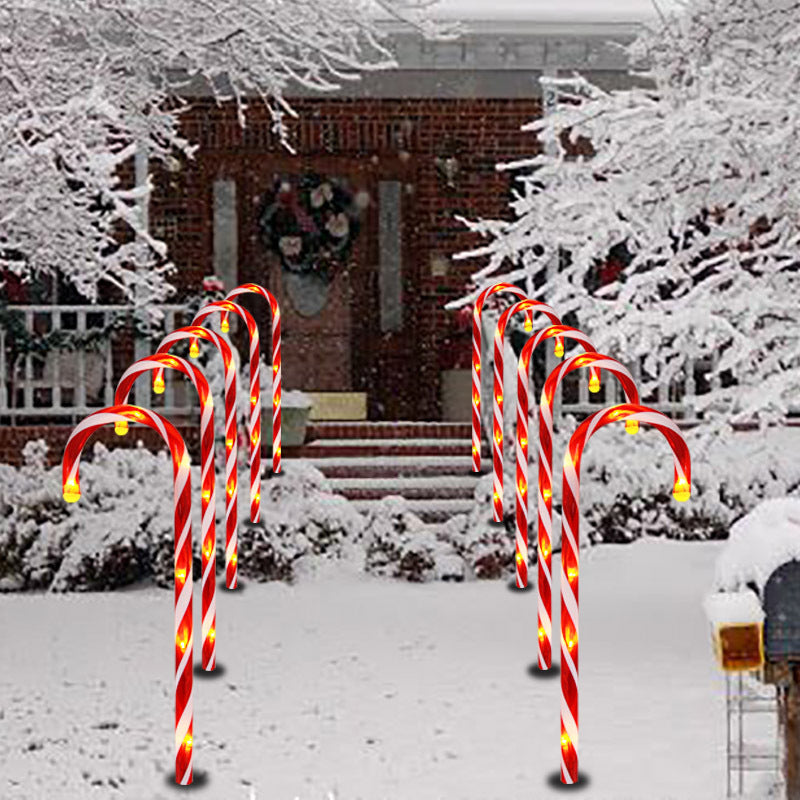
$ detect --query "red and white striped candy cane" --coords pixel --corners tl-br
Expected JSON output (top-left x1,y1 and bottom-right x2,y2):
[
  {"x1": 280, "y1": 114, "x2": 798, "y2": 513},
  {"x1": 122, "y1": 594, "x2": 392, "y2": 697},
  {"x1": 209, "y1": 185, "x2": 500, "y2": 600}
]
[
  {"x1": 535, "y1": 351, "x2": 638, "y2": 669},
  {"x1": 470, "y1": 284, "x2": 533, "y2": 473},
  {"x1": 514, "y1": 325, "x2": 599, "y2": 590},
  {"x1": 114, "y1": 354, "x2": 218, "y2": 670},
  {"x1": 224, "y1": 284, "x2": 282, "y2": 474},
  {"x1": 491, "y1": 299, "x2": 562, "y2": 524},
  {"x1": 62, "y1": 405, "x2": 197, "y2": 785},
  {"x1": 154, "y1": 327, "x2": 240, "y2": 591},
  {"x1": 193, "y1": 300, "x2": 262, "y2": 527},
  {"x1": 558, "y1": 403, "x2": 691, "y2": 784}
]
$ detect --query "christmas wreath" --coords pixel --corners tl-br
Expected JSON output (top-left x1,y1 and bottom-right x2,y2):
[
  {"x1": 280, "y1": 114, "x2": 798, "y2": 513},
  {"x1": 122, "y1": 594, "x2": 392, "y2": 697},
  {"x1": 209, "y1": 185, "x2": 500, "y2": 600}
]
[{"x1": 258, "y1": 173, "x2": 361, "y2": 281}]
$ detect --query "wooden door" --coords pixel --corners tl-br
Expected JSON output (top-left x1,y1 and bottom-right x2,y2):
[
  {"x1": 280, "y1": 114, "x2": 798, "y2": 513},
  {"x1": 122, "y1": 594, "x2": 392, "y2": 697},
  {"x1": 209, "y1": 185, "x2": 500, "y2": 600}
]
[{"x1": 235, "y1": 156, "x2": 376, "y2": 397}]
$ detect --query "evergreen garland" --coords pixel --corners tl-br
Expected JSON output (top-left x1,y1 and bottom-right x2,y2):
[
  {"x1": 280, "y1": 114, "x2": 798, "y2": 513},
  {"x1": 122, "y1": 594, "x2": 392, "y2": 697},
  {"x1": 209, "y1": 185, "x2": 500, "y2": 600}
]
[{"x1": 0, "y1": 301, "x2": 152, "y2": 359}]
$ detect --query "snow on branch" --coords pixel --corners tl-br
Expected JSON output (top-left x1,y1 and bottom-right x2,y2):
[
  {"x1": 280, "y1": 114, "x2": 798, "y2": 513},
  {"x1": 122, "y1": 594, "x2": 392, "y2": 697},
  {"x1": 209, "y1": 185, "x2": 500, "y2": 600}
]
[
  {"x1": 0, "y1": 0, "x2": 439, "y2": 302},
  {"x1": 453, "y1": 0, "x2": 800, "y2": 432}
]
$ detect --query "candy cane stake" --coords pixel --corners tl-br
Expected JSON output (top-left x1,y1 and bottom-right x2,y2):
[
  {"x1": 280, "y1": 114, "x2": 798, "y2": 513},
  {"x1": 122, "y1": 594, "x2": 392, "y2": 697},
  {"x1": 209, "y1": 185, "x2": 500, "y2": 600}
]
[
  {"x1": 471, "y1": 284, "x2": 544, "y2": 473},
  {"x1": 514, "y1": 325, "x2": 601, "y2": 590},
  {"x1": 192, "y1": 300, "x2": 263, "y2": 526},
  {"x1": 153, "y1": 327, "x2": 240, "y2": 591},
  {"x1": 491, "y1": 299, "x2": 563, "y2": 525},
  {"x1": 62, "y1": 405, "x2": 196, "y2": 784},
  {"x1": 534, "y1": 352, "x2": 639, "y2": 669},
  {"x1": 558, "y1": 403, "x2": 691, "y2": 784},
  {"x1": 224, "y1": 283, "x2": 282, "y2": 475},
  {"x1": 114, "y1": 354, "x2": 218, "y2": 670}
]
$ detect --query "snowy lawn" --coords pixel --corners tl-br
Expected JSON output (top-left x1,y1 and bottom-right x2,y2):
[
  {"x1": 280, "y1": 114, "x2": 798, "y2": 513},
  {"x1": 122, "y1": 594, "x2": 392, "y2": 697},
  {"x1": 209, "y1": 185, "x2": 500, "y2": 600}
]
[{"x1": 0, "y1": 539, "x2": 737, "y2": 799}]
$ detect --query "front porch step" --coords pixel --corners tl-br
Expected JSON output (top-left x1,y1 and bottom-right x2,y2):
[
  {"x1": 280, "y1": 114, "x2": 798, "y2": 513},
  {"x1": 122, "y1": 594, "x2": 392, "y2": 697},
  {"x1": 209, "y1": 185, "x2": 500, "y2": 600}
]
[
  {"x1": 304, "y1": 454, "x2": 489, "y2": 478},
  {"x1": 282, "y1": 421, "x2": 489, "y2": 523},
  {"x1": 326, "y1": 475, "x2": 478, "y2": 501},
  {"x1": 350, "y1": 497, "x2": 475, "y2": 523},
  {"x1": 307, "y1": 421, "x2": 472, "y2": 440},
  {"x1": 296, "y1": 438, "x2": 482, "y2": 459}
]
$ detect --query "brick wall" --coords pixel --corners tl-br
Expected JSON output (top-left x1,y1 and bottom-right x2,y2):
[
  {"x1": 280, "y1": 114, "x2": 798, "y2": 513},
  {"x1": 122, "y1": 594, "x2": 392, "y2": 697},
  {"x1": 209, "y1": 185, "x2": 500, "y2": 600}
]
[
  {"x1": 149, "y1": 96, "x2": 544, "y2": 420},
  {"x1": 1, "y1": 425, "x2": 201, "y2": 468}
]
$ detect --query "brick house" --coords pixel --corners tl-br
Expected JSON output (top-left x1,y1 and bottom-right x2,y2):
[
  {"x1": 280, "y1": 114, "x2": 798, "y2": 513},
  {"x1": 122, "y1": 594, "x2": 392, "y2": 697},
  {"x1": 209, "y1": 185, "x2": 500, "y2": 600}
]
[
  {"x1": 146, "y1": 7, "x2": 647, "y2": 423},
  {"x1": 1, "y1": 4, "x2": 657, "y2": 472}
]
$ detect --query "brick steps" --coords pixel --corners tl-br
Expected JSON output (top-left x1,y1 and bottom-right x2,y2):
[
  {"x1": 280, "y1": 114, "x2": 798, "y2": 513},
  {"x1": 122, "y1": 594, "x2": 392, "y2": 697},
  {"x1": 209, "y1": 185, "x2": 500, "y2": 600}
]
[
  {"x1": 326, "y1": 475, "x2": 476, "y2": 501},
  {"x1": 283, "y1": 422, "x2": 486, "y2": 522},
  {"x1": 302, "y1": 454, "x2": 485, "y2": 479},
  {"x1": 294, "y1": 440, "x2": 478, "y2": 459},
  {"x1": 351, "y1": 497, "x2": 476, "y2": 523},
  {"x1": 306, "y1": 422, "x2": 472, "y2": 440}
]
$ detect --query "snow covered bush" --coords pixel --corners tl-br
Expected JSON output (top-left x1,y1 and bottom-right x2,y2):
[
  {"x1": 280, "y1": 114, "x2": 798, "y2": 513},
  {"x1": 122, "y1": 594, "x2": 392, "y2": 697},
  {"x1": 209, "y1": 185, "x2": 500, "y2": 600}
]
[
  {"x1": 516, "y1": 424, "x2": 800, "y2": 547},
  {"x1": 0, "y1": 440, "x2": 173, "y2": 591},
  {"x1": 0, "y1": 440, "x2": 71, "y2": 590},
  {"x1": 0, "y1": 439, "x2": 369, "y2": 591},
  {"x1": 237, "y1": 462, "x2": 366, "y2": 583},
  {"x1": 453, "y1": 0, "x2": 800, "y2": 433},
  {"x1": 362, "y1": 496, "x2": 465, "y2": 582}
]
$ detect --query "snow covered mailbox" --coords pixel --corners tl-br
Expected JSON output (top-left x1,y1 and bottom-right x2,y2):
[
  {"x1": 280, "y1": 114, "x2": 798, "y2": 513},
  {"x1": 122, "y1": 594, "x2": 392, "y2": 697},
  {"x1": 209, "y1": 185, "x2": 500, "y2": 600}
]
[{"x1": 706, "y1": 499, "x2": 800, "y2": 676}]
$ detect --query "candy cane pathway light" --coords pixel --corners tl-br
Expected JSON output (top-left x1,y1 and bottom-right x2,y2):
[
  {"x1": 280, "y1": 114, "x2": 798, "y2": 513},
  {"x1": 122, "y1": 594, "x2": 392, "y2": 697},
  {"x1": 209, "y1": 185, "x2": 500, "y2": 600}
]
[
  {"x1": 533, "y1": 352, "x2": 639, "y2": 668},
  {"x1": 154, "y1": 326, "x2": 240, "y2": 592},
  {"x1": 193, "y1": 300, "x2": 263, "y2": 525},
  {"x1": 491, "y1": 299, "x2": 563, "y2": 525},
  {"x1": 514, "y1": 325, "x2": 601, "y2": 590},
  {"x1": 114, "y1": 353, "x2": 219, "y2": 669},
  {"x1": 62, "y1": 405, "x2": 197, "y2": 785},
  {"x1": 470, "y1": 283, "x2": 548, "y2": 473},
  {"x1": 224, "y1": 283, "x2": 282, "y2": 475},
  {"x1": 558, "y1": 403, "x2": 691, "y2": 784}
]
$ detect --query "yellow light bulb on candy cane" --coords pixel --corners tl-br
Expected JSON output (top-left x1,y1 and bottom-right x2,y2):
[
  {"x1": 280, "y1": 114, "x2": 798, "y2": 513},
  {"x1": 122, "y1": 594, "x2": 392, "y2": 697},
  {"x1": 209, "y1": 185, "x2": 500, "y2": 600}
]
[
  {"x1": 554, "y1": 338, "x2": 564, "y2": 358},
  {"x1": 153, "y1": 374, "x2": 165, "y2": 395},
  {"x1": 63, "y1": 478, "x2": 81, "y2": 503},
  {"x1": 588, "y1": 372, "x2": 601, "y2": 393},
  {"x1": 673, "y1": 476, "x2": 691, "y2": 502},
  {"x1": 220, "y1": 311, "x2": 230, "y2": 333},
  {"x1": 189, "y1": 338, "x2": 200, "y2": 358},
  {"x1": 115, "y1": 420, "x2": 129, "y2": 436}
]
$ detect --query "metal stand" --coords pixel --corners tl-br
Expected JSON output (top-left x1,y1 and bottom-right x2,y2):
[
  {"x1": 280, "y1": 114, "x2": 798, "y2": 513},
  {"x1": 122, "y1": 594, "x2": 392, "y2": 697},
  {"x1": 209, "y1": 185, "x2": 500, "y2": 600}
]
[{"x1": 726, "y1": 671, "x2": 780, "y2": 797}]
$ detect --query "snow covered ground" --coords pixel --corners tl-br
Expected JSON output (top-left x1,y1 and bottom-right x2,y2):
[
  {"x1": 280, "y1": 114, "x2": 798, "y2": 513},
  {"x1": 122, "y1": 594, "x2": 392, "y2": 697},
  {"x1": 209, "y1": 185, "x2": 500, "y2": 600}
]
[{"x1": 0, "y1": 538, "x2": 773, "y2": 799}]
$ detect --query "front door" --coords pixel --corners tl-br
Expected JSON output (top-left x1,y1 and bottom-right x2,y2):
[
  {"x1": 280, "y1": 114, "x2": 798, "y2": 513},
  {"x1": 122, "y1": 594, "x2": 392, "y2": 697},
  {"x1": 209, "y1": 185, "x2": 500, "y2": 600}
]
[
  {"x1": 236, "y1": 156, "x2": 376, "y2": 401},
  {"x1": 203, "y1": 150, "x2": 418, "y2": 420}
]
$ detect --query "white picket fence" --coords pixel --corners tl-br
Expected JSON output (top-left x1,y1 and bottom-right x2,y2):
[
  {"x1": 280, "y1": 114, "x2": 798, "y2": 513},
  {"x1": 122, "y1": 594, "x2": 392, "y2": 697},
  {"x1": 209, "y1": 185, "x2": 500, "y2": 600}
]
[
  {"x1": 0, "y1": 304, "x2": 197, "y2": 422},
  {"x1": 1, "y1": 303, "x2": 720, "y2": 426}
]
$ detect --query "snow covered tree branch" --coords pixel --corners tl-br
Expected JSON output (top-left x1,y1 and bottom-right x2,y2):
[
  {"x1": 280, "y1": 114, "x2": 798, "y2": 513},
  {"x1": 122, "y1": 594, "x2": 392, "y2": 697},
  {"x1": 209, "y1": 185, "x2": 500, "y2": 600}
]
[
  {"x1": 0, "y1": 0, "x2": 444, "y2": 304},
  {"x1": 452, "y1": 0, "x2": 800, "y2": 431}
]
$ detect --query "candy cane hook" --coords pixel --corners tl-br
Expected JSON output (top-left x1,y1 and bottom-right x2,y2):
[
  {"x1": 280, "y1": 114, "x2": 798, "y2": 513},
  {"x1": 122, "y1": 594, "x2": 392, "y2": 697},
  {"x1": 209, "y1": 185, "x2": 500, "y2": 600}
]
[
  {"x1": 114, "y1": 354, "x2": 218, "y2": 669},
  {"x1": 491, "y1": 299, "x2": 562, "y2": 525},
  {"x1": 558, "y1": 403, "x2": 691, "y2": 784},
  {"x1": 514, "y1": 325, "x2": 600, "y2": 590},
  {"x1": 62, "y1": 405, "x2": 197, "y2": 784},
  {"x1": 192, "y1": 300, "x2": 262, "y2": 526},
  {"x1": 153, "y1": 327, "x2": 240, "y2": 591},
  {"x1": 535, "y1": 351, "x2": 639, "y2": 670},
  {"x1": 470, "y1": 284, "x2": 539, "y2": 473},
  {"x1": 224, "y1": 283, "x2": 282, "y2": 475}
]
